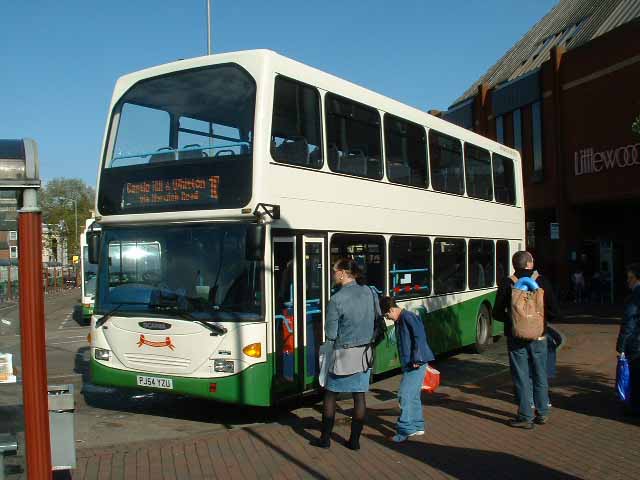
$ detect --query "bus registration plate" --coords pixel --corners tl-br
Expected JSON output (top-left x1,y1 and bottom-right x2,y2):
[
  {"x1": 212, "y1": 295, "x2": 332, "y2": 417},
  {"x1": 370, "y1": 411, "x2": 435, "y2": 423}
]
[{"x1": 136, "y1": 375, "x2": 173, "y2": 390}]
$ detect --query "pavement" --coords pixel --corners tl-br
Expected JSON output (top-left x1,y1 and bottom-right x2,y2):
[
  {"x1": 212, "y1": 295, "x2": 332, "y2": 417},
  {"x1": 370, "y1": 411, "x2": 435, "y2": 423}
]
[{"x1": 63, "y1": 303, "x2": 640, "y2": 480}]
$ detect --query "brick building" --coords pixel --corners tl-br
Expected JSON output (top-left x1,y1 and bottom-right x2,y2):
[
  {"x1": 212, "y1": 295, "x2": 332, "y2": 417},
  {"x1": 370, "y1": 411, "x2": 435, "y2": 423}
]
[{"x1": 441, "y1": 0, "x2": 640, "y2": 301}]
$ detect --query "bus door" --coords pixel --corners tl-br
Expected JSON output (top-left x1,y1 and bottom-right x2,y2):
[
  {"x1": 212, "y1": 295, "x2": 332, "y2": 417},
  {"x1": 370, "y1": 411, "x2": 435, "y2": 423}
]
[
  {"x1": 272, "y1": 236, "x2": 326, "y2": 395},
  {"x1": 301, "y1": 237, "x2": 325, "y2": 390},
  {"x1": 272, "y1": 237, "x2": 298, "y2": 394}
]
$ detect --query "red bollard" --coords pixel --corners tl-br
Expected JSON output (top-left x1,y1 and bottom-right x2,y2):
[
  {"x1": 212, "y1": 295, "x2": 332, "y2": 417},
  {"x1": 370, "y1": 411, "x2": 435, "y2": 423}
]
[{"x1": 18, "y1": 209, "x2": 52, "y2": 478}]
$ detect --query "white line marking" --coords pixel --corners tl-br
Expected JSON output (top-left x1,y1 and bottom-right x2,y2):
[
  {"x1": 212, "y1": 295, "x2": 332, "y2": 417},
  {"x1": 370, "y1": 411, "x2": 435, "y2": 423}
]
[{"x1": 47, "y1": 340, "x2": 89, "y2": 346}]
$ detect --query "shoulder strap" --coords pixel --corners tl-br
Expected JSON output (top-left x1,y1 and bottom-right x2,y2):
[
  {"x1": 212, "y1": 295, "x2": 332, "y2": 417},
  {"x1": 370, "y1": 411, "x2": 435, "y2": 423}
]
[{"x1": 509, "y1": 275, "x2": 518, "y2": 285}]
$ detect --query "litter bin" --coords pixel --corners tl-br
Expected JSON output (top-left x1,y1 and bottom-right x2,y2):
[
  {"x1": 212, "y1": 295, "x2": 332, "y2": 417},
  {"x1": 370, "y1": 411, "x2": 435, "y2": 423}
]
[
  {"x1": 48, "y1": 384, "x2": 76, "y2": 471},
  {"x1": 0, "y1": 433, "x2": 18, "y2": 480}
]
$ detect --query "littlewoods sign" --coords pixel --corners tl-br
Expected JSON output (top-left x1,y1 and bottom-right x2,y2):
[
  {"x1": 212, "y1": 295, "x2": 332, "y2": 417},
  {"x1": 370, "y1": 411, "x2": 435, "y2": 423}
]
[{"x1": 574, "y1": 143, "x2": 640, "y2": 176}]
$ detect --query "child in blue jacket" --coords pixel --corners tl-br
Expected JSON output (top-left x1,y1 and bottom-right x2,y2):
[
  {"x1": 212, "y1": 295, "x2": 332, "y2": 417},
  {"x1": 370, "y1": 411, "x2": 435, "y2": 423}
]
[{"x1": 380, "y1": 296, "x2": 435, "y2": 442}]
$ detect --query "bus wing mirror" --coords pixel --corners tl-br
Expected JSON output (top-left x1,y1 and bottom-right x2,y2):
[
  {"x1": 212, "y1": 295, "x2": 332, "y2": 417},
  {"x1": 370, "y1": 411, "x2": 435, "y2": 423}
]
[
  {"x1": 87, "y1": 231, "x2": 101, "y2": 264},
  {"x1": 245, "y1": 224, "x2": 265, "y2": 261}
]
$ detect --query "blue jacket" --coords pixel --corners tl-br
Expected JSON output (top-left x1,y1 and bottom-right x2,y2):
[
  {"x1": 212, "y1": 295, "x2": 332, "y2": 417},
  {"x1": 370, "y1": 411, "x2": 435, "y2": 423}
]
[
  {"x1": 325, "y1": 282, "x2": 375, "y2": 348},
  {"x1": 396, "y1": 309, "x2": 435, "y2": 372},
  {"x1": 617, "y1": 285, "x2": 640, "y2": 360}
]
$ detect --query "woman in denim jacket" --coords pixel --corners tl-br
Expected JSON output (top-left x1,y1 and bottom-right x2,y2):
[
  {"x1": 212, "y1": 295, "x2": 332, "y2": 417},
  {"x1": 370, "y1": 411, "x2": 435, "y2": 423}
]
[
  {"x1": 311, "y1": 258, "x2": 375, "y2": 450},
  {"x1": 616, "y1": 263, "x2": 640, "y2": 413},
  {"x1": 380, "y1": 296, "x2": 435, "y2": 442}
]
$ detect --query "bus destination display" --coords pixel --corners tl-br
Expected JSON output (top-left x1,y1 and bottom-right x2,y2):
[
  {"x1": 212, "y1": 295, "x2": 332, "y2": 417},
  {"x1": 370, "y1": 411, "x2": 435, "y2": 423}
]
[{"x1": 123, "y1": 176, "x2": 220, "y2": 207}]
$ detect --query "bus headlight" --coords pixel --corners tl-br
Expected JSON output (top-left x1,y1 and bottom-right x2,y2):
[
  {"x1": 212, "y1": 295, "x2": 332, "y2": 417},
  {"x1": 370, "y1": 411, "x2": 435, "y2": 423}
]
[
  {"x1": 214, "y1": 360, "x2": 234, "y2": 373},
  {"x1": 242, "y1": 343, "x2": 262, "y2": 358},
  {"x1": 94, "y1": 348, "x2": 110, "y2": 361}
]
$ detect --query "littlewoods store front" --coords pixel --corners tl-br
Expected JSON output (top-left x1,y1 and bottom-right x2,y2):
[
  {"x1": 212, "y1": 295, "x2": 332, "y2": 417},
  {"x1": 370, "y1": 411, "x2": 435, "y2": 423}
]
[{"x1": 560, "y1": 139, "x2": 640, "y2": 302}]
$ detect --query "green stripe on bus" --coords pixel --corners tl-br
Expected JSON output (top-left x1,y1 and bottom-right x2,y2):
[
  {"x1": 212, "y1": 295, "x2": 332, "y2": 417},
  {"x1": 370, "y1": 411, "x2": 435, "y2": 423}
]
[{"x1": 90, "y1": 357, "x2": 274, "y2": 407}]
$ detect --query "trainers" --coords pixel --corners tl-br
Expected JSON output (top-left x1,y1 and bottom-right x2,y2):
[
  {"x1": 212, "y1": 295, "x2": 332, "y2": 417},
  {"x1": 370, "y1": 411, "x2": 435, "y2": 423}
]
[
  {"x1": 534, "y1": 415, "x2": 548, "y2": 425},
  {"x1": 508, "y1": 418, "x2": 534, "y2": 429},
  {"x1": 392, "y1": 434, "x2": 408, "y2": 443},
  {"x1": 408, "y1": 430, "x2": 425, "y2": 437}
]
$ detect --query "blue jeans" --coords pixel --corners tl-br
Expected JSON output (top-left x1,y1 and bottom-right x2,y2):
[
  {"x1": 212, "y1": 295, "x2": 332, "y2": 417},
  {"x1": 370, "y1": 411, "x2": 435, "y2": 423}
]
[
  {"x1": 508, "y1": 337, "x2": 550, "y2": 421},
  {"x1": 397, "y1": 363, "x2": 427, "y2": 436}
]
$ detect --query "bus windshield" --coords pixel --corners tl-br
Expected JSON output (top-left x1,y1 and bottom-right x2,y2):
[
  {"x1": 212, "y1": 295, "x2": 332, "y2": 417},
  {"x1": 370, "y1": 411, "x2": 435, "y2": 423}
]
[
  {"x1": 95, "y1": 224, "x2": 263, "y2": 321},
  {"x1": 98, "y1": 63, "x2": 256, "y2": 215},
  {"x1": 83, "y1": 245, "x2": 98, "y2": 299}
]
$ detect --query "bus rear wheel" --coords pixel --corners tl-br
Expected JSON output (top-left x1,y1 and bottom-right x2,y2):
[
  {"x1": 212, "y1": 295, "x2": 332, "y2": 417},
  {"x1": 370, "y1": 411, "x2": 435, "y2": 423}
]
[{"x1": 474, "y1": 304, "x2": 492, "y2": 353}]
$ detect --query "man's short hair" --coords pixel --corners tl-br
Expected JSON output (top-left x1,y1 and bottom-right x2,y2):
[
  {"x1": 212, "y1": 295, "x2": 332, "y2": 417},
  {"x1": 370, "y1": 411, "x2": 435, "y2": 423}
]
[
  {"x1": 379, "y1": 296, "x2": 397, "y2": 314},
  {"x1": 512, "y1": 251, "x2": 533, "y2": 270}
]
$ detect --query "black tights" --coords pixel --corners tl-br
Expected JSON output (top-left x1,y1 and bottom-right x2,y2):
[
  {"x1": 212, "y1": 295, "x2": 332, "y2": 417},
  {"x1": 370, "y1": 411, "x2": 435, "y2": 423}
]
[{"x1": 323, "y1": 391, "x2": 366, "y2": 422}]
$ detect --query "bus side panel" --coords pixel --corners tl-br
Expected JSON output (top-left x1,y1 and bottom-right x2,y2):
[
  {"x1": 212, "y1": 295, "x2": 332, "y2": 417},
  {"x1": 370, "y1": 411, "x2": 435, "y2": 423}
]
[
  {"x1": 417, "y1": 292, "x2": 498, "y2": 355},
  {"x1": 373, "y1": 326, "x2": 401, "y2": 374}
]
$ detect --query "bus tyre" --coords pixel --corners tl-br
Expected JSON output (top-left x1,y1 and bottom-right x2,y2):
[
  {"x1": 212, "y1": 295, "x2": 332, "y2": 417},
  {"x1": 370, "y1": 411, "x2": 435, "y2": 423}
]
[{"x1": 474, "y1": 305, "x2": 492, "y2": 353}]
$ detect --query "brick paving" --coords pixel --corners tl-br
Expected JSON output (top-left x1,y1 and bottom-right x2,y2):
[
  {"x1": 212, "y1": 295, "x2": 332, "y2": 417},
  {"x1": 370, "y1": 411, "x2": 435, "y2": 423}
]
[{"x1": 71, "y1": 305, "x2": 640, "y2": 480}]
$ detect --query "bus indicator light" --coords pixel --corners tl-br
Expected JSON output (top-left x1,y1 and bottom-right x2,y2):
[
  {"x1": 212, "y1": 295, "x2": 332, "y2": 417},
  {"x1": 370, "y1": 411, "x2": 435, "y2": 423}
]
[
  {"x1": 243, "y1": 343, "x2": 262, "y2": 358},
  {"x1": 209, "y1": 383, "x2": 217, "y2": 393}
]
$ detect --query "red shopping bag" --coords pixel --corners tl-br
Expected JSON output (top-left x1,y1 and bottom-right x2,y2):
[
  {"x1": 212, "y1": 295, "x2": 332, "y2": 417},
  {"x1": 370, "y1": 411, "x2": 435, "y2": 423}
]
[{"x1": 421, "y1": 365, "x2": 440, "y2": 393}]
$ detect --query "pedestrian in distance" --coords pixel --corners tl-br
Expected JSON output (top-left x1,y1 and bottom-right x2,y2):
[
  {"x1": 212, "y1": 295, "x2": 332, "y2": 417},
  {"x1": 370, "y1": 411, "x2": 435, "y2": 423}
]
[
  {"x1": 616, "y1": 263, "x2": 640, "y2": 415},
  {"x1": 311, "y1": 258, "x2": 376, "y2": 450},
  {"x1": 493, "y1": 251, "x2": 560, "y2": 429},
  {"x1": 379, "y1": 296, "x2": 435, "y2": 442}
]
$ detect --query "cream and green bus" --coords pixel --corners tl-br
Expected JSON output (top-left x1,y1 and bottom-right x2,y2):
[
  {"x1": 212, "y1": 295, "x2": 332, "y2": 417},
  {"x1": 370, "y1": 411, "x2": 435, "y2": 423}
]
[{"x1": 88, "y1": 50, "x2": 524, "y2": 406}]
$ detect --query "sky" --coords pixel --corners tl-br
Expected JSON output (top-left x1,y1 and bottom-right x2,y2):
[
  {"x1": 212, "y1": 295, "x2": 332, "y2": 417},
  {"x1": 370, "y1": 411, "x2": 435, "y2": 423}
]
[{"x1": 1, "y1": 0, "x2": 557, "y2": 187}]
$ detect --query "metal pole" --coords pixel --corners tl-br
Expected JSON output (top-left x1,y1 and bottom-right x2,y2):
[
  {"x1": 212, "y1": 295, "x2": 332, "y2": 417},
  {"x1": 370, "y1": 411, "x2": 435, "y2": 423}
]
[
  {"x1": 207, "y1": 0, "x2": 212, "y2": 54},
  {"x1": 18, "y1": 188, "x2": 52, "y2": 478},
  {"x1": 74, "y1": 199, "x2": 77, "y2": 259}
]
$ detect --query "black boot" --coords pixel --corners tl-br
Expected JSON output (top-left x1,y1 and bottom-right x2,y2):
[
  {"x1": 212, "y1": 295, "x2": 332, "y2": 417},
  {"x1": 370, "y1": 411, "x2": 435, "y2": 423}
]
[
  {"x1": 347, "y1": 420, "x2": 364, "y2": 450},
  {"x1": 310, "y1": 416, "x2": 334, "y2": 448}
]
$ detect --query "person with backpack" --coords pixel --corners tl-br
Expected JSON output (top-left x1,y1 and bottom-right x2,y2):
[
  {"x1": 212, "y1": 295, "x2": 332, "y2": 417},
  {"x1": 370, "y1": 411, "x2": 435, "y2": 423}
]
[
  {"x1": 311, "y1": 258, "x2": 377, "y2": 450},
  {"x1": 493, "y1": 251, "x2": 560, "y2": 429},
  {"x1": 380, "y1": 296, "x2": 435, "y2": 442},
  {"x1": 616, "y1": 263, "x2": 640, "y2": 414}
]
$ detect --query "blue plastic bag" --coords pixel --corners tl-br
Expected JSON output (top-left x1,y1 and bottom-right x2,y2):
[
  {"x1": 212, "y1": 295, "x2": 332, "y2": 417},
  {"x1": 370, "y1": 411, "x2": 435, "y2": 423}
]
[{"x1": 616, "y1": 354, "x2": 631, "y2": 404}]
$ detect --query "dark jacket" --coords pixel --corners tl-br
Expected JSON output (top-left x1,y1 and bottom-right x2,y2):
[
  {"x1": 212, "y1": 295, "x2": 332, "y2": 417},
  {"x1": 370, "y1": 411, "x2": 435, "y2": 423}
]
[
  {"x1": 493, "y1": 268, "x2": 560, "y2": 339},
  {"x1": 617, "y1": 285, "x2": 640, "y2": 360},
  {"x1": 396, "y1": 310, "x2": 435, "y2": 372}
]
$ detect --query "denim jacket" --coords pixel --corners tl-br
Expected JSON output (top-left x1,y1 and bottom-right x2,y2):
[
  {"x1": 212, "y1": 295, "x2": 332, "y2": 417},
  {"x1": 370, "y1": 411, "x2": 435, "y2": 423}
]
[
  {"x1": 325, "y1": 282, "x2": 375, "y2": 349},
  {"x1": 617, "y1": 285, "x2": 640, "y2": 360},
  {"x1": 396, "y1": 310, "x2": 435, "y2": 372}
]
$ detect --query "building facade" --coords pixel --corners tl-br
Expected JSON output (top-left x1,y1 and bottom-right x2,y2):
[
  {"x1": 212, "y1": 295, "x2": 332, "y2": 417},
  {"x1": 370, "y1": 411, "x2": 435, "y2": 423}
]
[{"x1": 441, "y1": 0, "x2": 640, "y2": 301}]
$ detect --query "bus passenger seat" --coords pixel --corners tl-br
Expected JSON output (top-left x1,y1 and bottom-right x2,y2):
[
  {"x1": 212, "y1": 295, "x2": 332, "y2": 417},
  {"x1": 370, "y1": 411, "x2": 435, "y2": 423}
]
[
  {"x1": 274, "y1": 137, "x2": 308, "y2": 165},
  {"x1": 388, "y1": 162, "x2": 410, "y2": 183},
  {"x1": 149, "y1": 147, "x2": 175, "y2": 163},
  {"x1": 179, "y1": 144, "x2": 207, "y2": 161}
]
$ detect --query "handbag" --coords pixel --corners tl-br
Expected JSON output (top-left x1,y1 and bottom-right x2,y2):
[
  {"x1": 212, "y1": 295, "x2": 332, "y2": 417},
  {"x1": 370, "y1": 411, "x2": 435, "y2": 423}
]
[
  {"x1": 369, "y1": 286, "x2": 387, "y2": 346},
  {"x1": 421, "y1": 365, "x2": 440, "y2": 393},
  {"x1": 318, "y1": 342, "x2": 334, "y2": 387},
  {"x1": 616, "y1": 353, "x2": 631, "y2": 404}
]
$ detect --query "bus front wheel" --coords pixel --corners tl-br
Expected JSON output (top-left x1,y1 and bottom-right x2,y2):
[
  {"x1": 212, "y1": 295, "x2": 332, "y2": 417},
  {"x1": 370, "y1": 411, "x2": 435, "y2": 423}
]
[{"x1": 474, "y1": 304, "x2": 492, "y2": 353}]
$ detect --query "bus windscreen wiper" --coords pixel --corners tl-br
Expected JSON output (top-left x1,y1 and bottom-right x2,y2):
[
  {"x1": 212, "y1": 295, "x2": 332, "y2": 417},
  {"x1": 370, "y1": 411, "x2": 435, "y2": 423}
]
[
  {"x1": 152, "y1": 303, "x2": 227, "y2": 336},
  {"x1": 95, "y1": 302, "x2": 147, "y2": 328}
]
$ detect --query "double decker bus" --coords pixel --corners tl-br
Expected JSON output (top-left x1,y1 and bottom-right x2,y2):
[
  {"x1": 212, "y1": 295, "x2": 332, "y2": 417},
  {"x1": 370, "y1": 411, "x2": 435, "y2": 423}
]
[
  {"x1": 80, "y1": 218, "x2": 99, "y2": 320},
  {"x1": 89, "y1": 50, "x2": 524, "y2": 406}
]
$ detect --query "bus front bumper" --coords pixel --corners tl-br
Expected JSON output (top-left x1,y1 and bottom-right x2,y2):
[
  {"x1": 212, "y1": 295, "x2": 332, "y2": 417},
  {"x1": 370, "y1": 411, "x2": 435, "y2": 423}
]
[{"x1": 89, "y1": 358, "x2": 272, "y2": 407}]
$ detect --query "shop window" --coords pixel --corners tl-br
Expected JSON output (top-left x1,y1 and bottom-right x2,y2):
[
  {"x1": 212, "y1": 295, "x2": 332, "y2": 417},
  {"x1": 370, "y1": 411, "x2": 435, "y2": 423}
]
[
  {"x1": 326, "y1": 94, "x2": 382, "y2": 179},
  {"x1": 429, "y1": 130, "x2": 464, "y2": 195},
  {"x1": 434, "y1": 238, "x2": 466, "y2": 294},
  {"x1": 330, "y1": 233, "x2": 385, "y2": 294},
  {"x1": 513, "y1": 109, "x2": 522, "y2": 154},
  {"x1": 389, "y1": 236, "x2": 431, "y2": 299},
  {"x1": 464, "y1": 143, "x2": 493, "y2": 200},
  {"x1": 496, "y1": 240, "x2": 510, "y2": 281},
  {"x1": 384, "y1": 114, "x2": 428, "y2": 187},
  {"x1": 271, "y1": 76, "x2": 323, "y2": 168},
  {"x1": 493, "y1": 153, "x2": 516, "y2": 205},
  {"x1": 532, "y1": 101, "x2": 543, "y2": 182},
  {"x1": 468, "y1": 239, "x2": 495, "y2": 289},
  {"x1": 496, "y1": 116, "x2": 504, "y2": 144}
]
